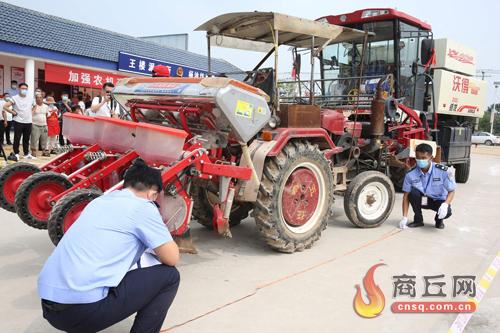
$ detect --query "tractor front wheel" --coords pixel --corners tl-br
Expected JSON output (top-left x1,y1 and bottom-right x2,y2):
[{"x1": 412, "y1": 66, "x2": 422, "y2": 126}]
[
  {"x1": 48, "y1": 189, "x2": 101, "y2": 245},
  {"x1": 0, "y1": 162, "x2": 40, "y2": 212},
  {"x1": 15, "y1": 172, "x2": 73, "y2": 229},
  {"x1": 344, "y1": 171, "x2": 395, "y2": 228},
  {"x1": 253, "y1": 141, "x2": 334, "y2": 253}
]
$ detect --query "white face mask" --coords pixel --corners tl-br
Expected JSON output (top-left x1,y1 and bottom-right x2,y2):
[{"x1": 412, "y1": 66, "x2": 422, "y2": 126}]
[
  {"x1": 20, "y1": 89, "x2": 28, "y2": 96},
  {"x1": 11, "y1": 84, "x2": 17, "y2": 89}
]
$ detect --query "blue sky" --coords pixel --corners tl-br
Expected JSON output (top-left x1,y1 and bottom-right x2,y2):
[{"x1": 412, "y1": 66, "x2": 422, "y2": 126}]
[{"x1": 4, "y1": 0, "x2": 500, "y2": 105}]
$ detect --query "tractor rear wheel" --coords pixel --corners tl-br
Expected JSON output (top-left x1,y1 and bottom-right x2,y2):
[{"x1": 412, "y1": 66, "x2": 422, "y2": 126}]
[
  {"x1": 0, "y1": 162, "x2": 40, "y2": 212},
  {"x1": 48, "y1": 189, "x2": 101, "y2": 246},
  {"x1": 15, "y1": 172, "x2": 73, "y2": 229},
  {"x1": 455, "y1": 160, "x2": 470, "y2": 183},
  {"x1": 344, "y1": 171, "x2": 395, "y2": 228},
  {"x1": 191, "y1": 181, "x2": 252, "y2": 229},
  {"x1": 253, "y1": 141, "x2": 334, "y2": 253}
]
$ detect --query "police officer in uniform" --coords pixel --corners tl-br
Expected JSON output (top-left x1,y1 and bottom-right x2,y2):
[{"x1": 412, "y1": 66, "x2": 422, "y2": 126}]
[{"x1": 399, "y1": 143, "x2": 456, "y2": 229}]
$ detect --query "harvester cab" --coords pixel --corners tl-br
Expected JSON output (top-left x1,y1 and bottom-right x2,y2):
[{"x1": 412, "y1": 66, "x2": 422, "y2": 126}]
[{"x1": 312, "y1": 8, "x2": 487, "y2": 185}]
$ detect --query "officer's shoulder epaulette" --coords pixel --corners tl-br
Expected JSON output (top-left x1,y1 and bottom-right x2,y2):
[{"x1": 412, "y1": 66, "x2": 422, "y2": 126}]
[{"x1": 435, "y1": 163, "x2": 448, "y2": 171}]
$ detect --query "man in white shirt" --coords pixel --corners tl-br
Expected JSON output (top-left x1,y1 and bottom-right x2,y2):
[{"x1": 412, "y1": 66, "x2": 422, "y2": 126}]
[
  {"x1": 90, "y1": 82, "x2": 118, "y2": 117},
  {"x1": 2, "y1": 83, "x2": 35, "y2": 160}
]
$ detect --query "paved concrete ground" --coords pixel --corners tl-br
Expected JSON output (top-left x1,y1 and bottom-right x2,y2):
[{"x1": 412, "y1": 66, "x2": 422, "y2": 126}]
[{"x1": 1, "y1": 147, "x2": 499, "y2": 333}]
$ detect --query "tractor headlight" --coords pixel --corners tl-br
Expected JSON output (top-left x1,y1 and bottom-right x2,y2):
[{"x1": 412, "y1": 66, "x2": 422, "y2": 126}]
[{"x1": 268, "y1": 116, "x2": 278, "y2": 128}]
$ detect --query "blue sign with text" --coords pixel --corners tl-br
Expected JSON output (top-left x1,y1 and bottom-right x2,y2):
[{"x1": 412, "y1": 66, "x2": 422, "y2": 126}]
[{"x1": 117, "y1": 52, "x2": 208, "y2": 78}]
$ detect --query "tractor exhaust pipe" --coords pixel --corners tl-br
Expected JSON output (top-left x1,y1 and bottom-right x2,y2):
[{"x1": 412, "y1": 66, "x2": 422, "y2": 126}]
[
  {"x1": 368, "y1": 74, "x2": 393, "y2": 152},
  {"x1": 370, "y1": 78, "x2": 386, "y2": 138}
]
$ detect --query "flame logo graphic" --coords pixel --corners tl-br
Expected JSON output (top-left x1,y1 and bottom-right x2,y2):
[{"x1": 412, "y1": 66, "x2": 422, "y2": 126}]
[{"x1": 353, "y1": 263, "x2": 386, "y2": 318}]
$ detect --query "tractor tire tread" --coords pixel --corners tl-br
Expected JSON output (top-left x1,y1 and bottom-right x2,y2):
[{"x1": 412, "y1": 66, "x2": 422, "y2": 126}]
[
  {"x1": 191, "y1": 181, "x2": 252, "y2": 229},
  {"x1": 0, "y1": 162, "x2": 40, "y2": 212},
  {"x1": 48, "y1": 189, "x2": 101, "y2": 246},
  {"x1": 455, "y1": 160, "x2": 470, "y2": 183},
  {"x1": 15, "y1": 172, "x2": 72, "y2": 229},
  {"x1": 252, "y1": 140, "x2": 334, "y2": 253}
]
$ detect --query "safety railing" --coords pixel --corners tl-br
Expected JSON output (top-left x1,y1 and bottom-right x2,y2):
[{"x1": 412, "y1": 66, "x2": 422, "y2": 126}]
[{"x1": 278, "y1": 74, "x2": 385, "y2": 109}]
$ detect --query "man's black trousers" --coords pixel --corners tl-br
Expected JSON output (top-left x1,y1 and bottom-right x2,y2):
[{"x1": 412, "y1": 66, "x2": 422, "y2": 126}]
[
  {"x1": 0, "y1": 121, "x2": 5, "y2": 146},
  {"x1": 13, "y1": 121, "x2": 32, "y2": 155},
  {"x1": 5, "y1": 120, "x2": 12, "y2": 144},
  {"x1": 59, "y1": 119, "x2": 66, "y2": 146},
  {"x1": 42, "y1": 264, "x2": 180, "y2": 333},
  {"x1": 408, "y1": 188, "x2": 452, "y2": 224}
]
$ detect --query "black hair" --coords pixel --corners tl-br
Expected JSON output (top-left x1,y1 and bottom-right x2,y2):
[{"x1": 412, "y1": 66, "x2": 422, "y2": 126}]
[
  {"x1": 18, "y1": 82, "x2": 28, "y2": 88},
  {"x1": 415, "y1": 143, "x2": 433, "y2": 155},
  {"x1": 71, "y1": 105, "x2": 82, "y2": 112},
  {"x1": 103, "y1": 82, "x2": 115, "y2": 89},
  {"x1": 61, "y1": 91, "x2": 69, "y2": 96},
  {"x1": 11, "y1": 80, "x2": 17, "y2": 84},
  {"x1": 123, "y1": 158, "x2": 162, "y2": 192}
]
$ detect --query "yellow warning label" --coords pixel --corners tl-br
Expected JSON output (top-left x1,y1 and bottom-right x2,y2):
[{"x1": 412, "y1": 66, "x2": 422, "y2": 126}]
[
  {"x1": 257, "y1": 106, "x2": 265, "y2": 114},
  {"x1": 235, "y1": 100, "x2": 253, "y2": 119}
]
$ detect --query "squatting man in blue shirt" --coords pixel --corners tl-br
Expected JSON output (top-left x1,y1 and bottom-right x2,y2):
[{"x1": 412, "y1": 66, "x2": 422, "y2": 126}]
[
  {"x1": 399, "y1": 143, "x2": 456, "y2": 230},
  {"x1": 38, "y1": 158, "x2": 180, "y2": 333}
]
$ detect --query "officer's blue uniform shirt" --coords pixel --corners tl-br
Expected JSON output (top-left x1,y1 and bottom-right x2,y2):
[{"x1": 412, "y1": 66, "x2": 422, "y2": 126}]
[
  {"x1": 402, "y1": 162, "x2": 456, "y2": 201},
  {"x1": 38, "y1": 189, "x2": 173, "y2": 304}
]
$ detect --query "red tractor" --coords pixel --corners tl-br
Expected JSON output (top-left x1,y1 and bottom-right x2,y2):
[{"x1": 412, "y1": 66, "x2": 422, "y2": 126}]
[
  {"x1": 4, "y1": 10, "x2": 478, "y2": 254},
  {"x1": 118, "y1": 12, "x2": 398, "y2": 252}
]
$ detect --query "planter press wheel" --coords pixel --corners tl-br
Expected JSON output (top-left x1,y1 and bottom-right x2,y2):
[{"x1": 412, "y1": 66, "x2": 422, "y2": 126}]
[
  {"x1": 15, "y1": 172, "x2": 73, "y2": 229},
  {"x1": 191, "y1": 180, "x2": 253, "y2": 229},
  {"x1": 344, "y1": 171, "x2": 395, "y2": 228},
  {"x1": 0, "y1": 163, "x2": 40, "y2": 212},
  {"x1": 48, "y1": 189, "x2": 101, "y2": 246},
  {"x1": 253, "y1": 141, "x2": 334, "y2": 253}
]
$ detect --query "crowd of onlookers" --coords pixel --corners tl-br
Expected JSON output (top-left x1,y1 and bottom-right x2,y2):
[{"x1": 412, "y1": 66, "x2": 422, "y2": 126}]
[{"x1": 1, "y1": 80, "x2": 119, "y2": 161}]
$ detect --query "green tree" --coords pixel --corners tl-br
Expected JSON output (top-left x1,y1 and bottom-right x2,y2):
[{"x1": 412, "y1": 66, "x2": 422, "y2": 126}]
[{"x1": 478, "y1": 104, "x2": 500, "y2": 134}]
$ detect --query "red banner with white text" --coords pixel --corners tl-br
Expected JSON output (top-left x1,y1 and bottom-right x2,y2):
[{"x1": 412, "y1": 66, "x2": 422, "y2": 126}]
[{"x1": 45, "y1": 63, "x2": 126, "y2": 88}]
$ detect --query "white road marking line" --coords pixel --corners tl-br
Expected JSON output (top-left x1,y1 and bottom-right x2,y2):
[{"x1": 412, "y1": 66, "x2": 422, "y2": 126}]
[{"x1": 447, "y1": 251, "x2": 500, "y2": 333}]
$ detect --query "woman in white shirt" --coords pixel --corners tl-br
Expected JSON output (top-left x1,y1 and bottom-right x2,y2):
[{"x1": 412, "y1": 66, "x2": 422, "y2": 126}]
[{"x1": 30, "y1": 94, "x2": 50, "y2": 157}]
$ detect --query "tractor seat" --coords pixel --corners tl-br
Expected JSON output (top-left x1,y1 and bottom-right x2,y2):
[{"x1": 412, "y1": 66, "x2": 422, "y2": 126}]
[{"x1": 251, "y1": 68, "x2": 274, "y2": 100}]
